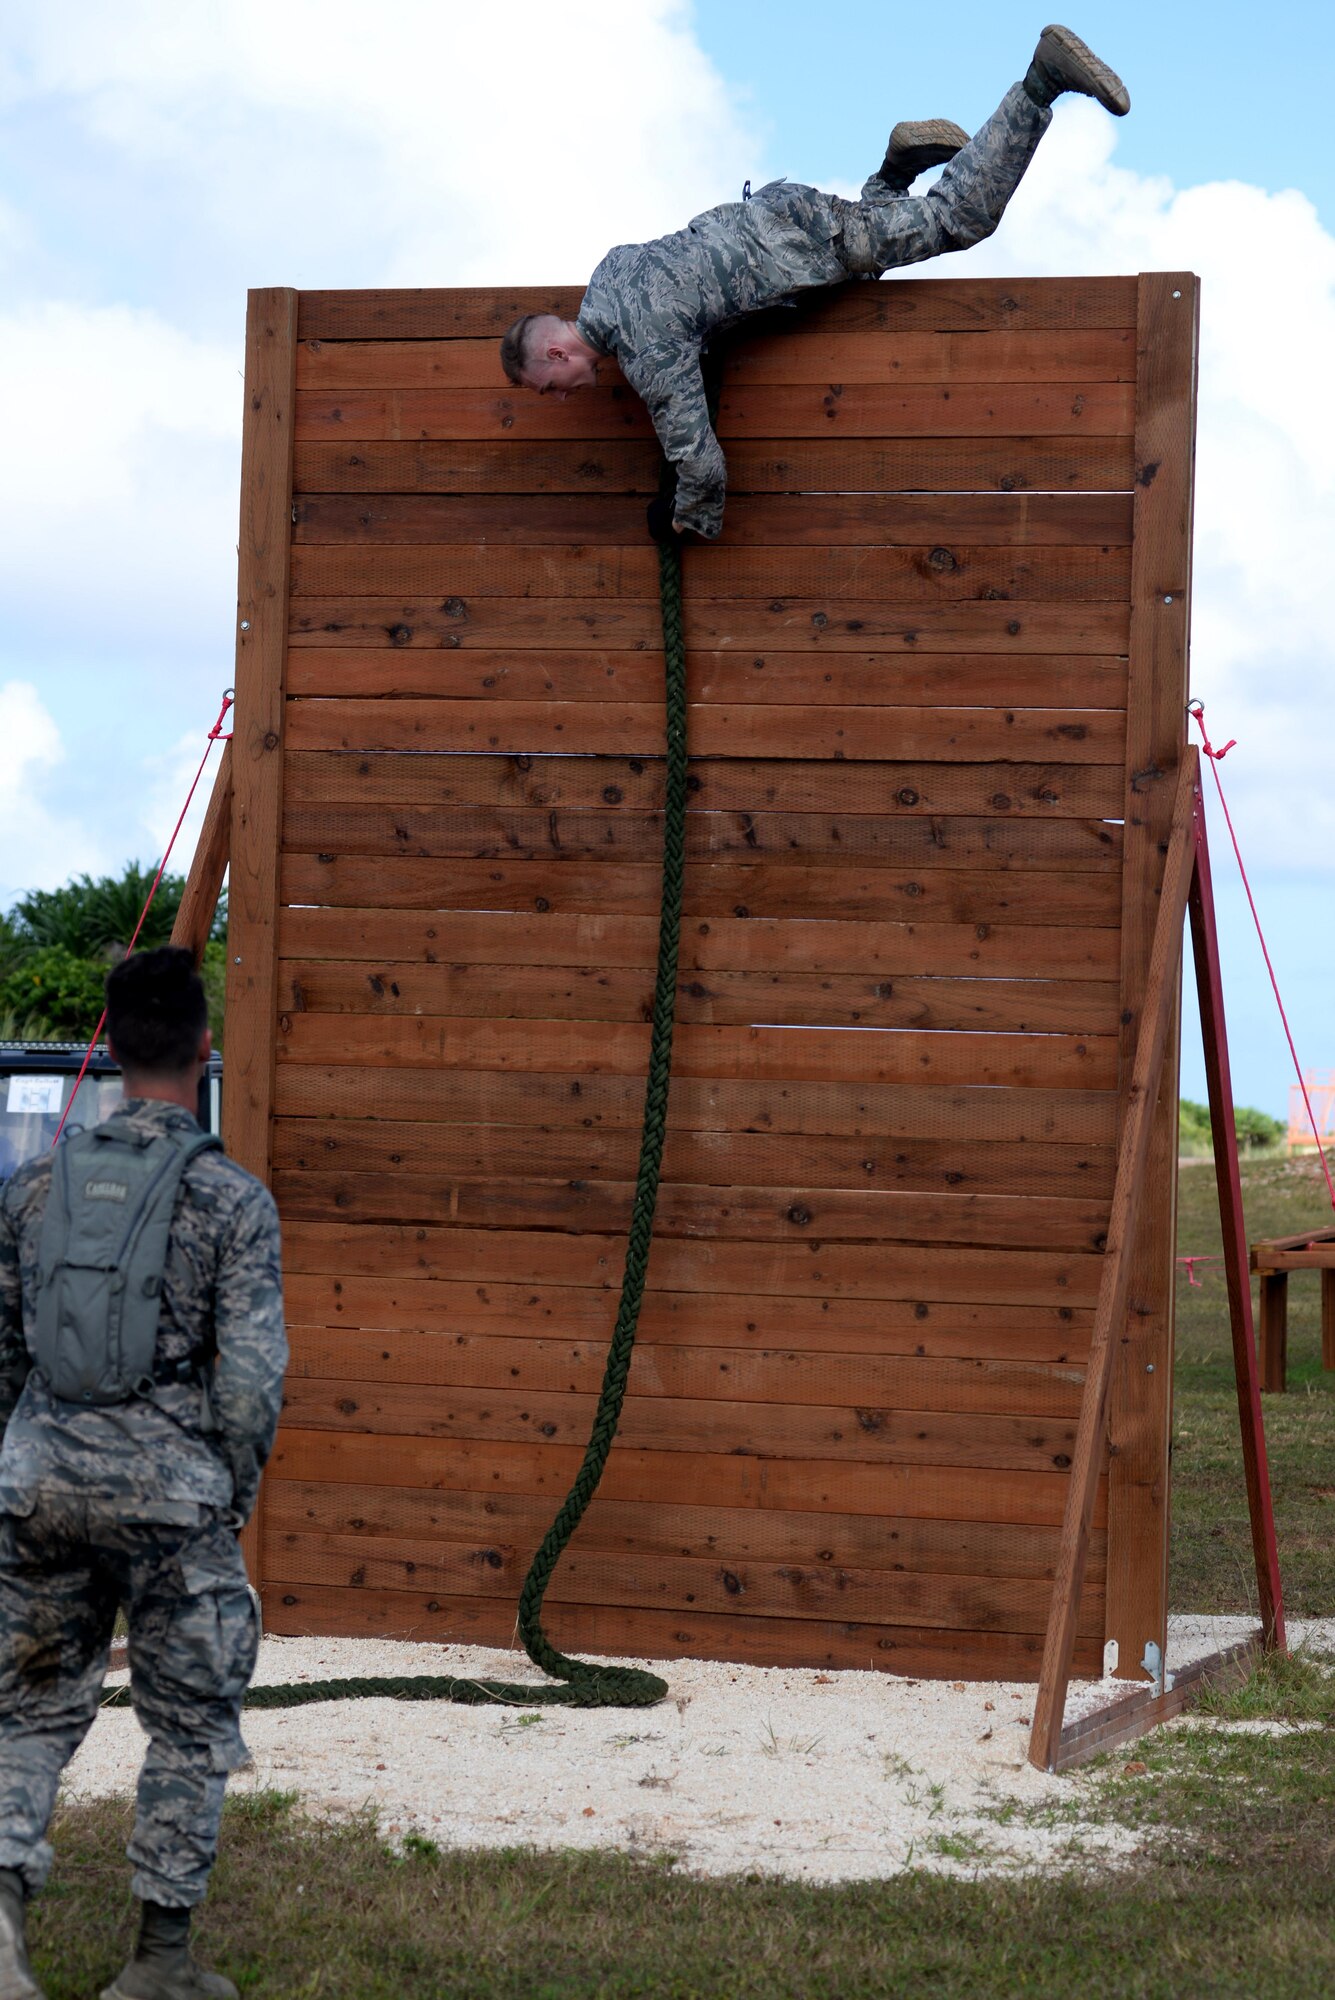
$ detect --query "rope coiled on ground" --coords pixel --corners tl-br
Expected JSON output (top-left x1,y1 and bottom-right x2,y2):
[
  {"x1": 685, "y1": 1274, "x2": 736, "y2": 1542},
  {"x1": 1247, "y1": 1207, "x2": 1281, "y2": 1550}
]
[{"x1": 104, "y1": 536, "x2": 690, "y2": 1714}]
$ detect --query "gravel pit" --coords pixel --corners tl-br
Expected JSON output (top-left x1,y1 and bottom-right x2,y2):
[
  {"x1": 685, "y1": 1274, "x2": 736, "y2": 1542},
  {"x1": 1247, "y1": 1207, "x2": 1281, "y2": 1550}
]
[{"x1": 70, "y1": 1615, "x2": 1332, "y2": 1883}]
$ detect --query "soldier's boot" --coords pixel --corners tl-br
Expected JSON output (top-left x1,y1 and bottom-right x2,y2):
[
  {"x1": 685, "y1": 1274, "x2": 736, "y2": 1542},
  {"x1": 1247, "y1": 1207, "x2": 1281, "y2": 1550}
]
[
  {"x1": 873, "y1": 119, "x2": 971, "y2": 193},
  {"x1": 1023, "y1": 24, "x2": 1130, "y2": 115},
  {"x1": 0, "y1": 1868, "x2": 45, "y2": 2000},
  {"x1": 100, "y1": 1902, "x2": 237, "y2": 2000}
]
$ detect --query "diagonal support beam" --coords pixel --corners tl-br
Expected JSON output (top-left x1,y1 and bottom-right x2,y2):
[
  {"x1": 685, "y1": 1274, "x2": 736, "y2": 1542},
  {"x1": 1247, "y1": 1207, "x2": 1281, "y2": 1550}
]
[
  {"x1": 1029, "y1": 753, "x2": 1200, "y2": 1772},
  {"x1": 170, "y1": 738, "x2": 234, "y2": 969},
  {"x1": 1188, "y1": 775, "x2": 1286, "y2": 1647}
]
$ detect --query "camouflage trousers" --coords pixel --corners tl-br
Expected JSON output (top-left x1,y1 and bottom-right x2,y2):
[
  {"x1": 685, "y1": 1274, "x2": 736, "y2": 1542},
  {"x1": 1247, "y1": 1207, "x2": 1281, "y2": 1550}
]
[
  {"x1": 756, "y1": 80, "x2": 1053, "y2": 276},
  {"x1": 0, "y1": 1494, "x2": 258, "y2": 1906}
]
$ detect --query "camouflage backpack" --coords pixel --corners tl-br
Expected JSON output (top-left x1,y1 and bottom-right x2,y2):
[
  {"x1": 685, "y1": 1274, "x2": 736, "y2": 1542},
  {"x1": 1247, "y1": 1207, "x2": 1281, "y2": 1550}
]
[{"x1": 33, "y1": 1118, "x2": 220, "y2": 1405}]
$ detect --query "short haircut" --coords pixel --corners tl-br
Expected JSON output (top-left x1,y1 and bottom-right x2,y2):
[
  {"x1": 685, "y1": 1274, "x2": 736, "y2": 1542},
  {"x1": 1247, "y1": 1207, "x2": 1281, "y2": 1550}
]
[
  {"x1": 105, "y1": 945, "x2": 208, "y2": 1076},
  {"x1": 499, "y1": 314, "x2": 541, "y2": 385}
]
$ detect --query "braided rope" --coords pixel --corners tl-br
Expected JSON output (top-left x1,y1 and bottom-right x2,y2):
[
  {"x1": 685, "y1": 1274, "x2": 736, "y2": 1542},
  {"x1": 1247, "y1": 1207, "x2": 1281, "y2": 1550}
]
[{"x1": 105, "y1": 536, "x2": 689, "y2": 1714}]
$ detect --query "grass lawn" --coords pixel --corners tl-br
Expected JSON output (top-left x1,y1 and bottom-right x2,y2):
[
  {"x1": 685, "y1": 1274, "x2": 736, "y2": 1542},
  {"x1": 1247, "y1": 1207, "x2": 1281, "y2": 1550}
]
[
  {"x1": 1173, "y1": 1155, "x2": 1335, "y2": 1617},
  {"x1": 26, "y1": 1157, "x2": 1335, "y2": 1998}
]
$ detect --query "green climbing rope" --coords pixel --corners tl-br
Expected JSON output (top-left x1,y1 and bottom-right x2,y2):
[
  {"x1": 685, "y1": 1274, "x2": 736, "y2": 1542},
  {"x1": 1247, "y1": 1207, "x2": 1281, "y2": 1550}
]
[{"x1": 103, "y1": 537, "x2": 689, "y2": 1715}]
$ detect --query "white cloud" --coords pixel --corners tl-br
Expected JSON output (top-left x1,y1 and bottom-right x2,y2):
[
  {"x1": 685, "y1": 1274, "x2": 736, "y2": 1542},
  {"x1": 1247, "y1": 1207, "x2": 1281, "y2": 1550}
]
[
  {"x1": 0, "y1": 1, "x2": 757, "y2": 286},
  {"x1": 139, "y1": 723, "x2": 231, "y2": 888},
  {"x1": 934, "y1": 101, "x2": 1335, "y2": 871},
  {"x1": 0, "y1": 300, "x2": 239, "y2": 648},
  {"x1": 0, "y1": 681, "x2": 104, "y2": 908}
]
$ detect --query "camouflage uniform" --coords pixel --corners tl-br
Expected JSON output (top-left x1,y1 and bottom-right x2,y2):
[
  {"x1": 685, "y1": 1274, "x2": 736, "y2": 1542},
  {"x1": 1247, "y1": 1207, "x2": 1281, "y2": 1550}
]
[
  {"x1": 0, "y1": 1097, "x2": 287, "y2": 1908},
  {"x1": 576, "y1": 81, "x2": 1051, "y2": 538}
]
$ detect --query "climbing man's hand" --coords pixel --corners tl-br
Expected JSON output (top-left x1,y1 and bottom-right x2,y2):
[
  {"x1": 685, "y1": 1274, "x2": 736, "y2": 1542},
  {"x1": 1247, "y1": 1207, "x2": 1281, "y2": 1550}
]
[{"x1": 646, "y1": 494, "x2": 685, "y2": 547}]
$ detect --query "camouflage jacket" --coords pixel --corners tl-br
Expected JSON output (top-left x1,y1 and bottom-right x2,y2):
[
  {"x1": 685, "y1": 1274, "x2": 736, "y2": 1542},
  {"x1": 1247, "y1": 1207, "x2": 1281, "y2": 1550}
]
[
  {"x1": 0, "y1": 1097, "x2": 287, "y2": 1528},
  {"x1": 576, "y1": 182, "x2": 847, "y2": 540}
]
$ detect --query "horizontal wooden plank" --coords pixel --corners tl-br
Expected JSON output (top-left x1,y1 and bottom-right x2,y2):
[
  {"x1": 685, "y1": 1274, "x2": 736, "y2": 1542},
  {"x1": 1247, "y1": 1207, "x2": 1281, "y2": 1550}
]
[
  {"x1": 1249, "y1": 1224, "x2": 1335, "y2": 1253},
  {"x1": 275, "y1": 957, "x2": 1121, "y2": 1037},
  {"x1": 296, "y1": 329, "x2": 1137, "y2": 392},
  {"x1": 288, "y1": 542, "x2": 1132, "y2": 605},
  {"x1": 277, "y1": 853, "x2": 1119, "y2": 928},
  {"x1": 282, "y1": 1273, "x2": 1093, "y2": 1364},
  {"x1": 285, "y1": 1327, "x2": 1086, "y2": 1417},
  {"x1": 275, "y1": 1016, "x2": 1120, "y2": 1091},
  {"x1": 283, "y1": 750, "x2": 1127, "y2": 818},
  {"x1": 288, "y1": 598, "x2": 1130, "y2": 658},
  {"x1": 293, "y1": 437, "x2": 1136, "y2": 497},
  {"x1": 264, "y1": 1526, "x2": 1102, "y2": 1636},
  {"x1": 283, "y1": 696, "x2": 1126, "y2": 762},
  {"x1": 727, "y1": 325, "x2": 1136, "y2": 385},
  {"x1": 258, "y1": 1579, "x2": 1104, "y2": 1679},
  {"x1": 294, "y1": 277, "x2": 1139, "y2": 342},
  {"x1": 293, "y1": 490, "x2": 1135, "y2": 548},
  {"x1": 297, "y1": 287, "x2": 585, "y2": 339},
  {"x1": 285, "y1": 647, "x2": 1130, "y2": 711},
  {"x1": 280, "y1": 1221, "x2": 1106, "y2": 1306},
  {"x1": 266, "y1": 1477, "x2": 1104, "y2": 1579},
  {"x1": 1250, "y1": 1248, "x2": 1335, "y2": 1273},
  {"x1": 276, "y1": 907, "x2": 1122, "y2": 981},
  {"x1": 297, "y1": 384, "x2": 653, "y2": 442},
  {"x1": 279, "y1": 1375, "x2": 1082, "y2": 1473},
  {"x1": 719, "y1": 381, "x2": 1134, "y2": 440},
  {"x1": 273, "y1": 1171, "x2": 1110, "y2": 1252},
  {"x1": 273, "y1": 1064, "x2": 1118, "y2": 1144},
  {"x1": 279, "y1": 803, "x2": 1124, "y2": 872},
  {"x1": 272, "y1": 1115, "x2": 1116, "y2": 1199},
  {"x1": 294, "y1": 381, "x2": 1135, "y2": 444},
  {"x1": 270, "y1": 1428, "x2": 1105, "y2": 1527}
]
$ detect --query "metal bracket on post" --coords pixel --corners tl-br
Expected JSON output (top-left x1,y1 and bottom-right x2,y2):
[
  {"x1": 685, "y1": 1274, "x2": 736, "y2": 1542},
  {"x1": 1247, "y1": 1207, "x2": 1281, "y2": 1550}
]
[{"x1": 1140, "y1": 1641, "x2": 1175, "y2": 1698}]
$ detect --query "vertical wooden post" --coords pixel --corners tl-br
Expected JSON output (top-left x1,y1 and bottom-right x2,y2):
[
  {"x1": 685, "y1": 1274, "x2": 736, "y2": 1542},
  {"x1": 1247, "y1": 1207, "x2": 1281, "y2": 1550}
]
[
  {"x1": 1105, "y1": 272, "x2": 1199, "y2": 1679},
  {"x1": 1257, "y1": 1275, "x2": 1289, "y2": 1394},
  {"x1": 224, "y1": 288, "x2": 298, "y2": 1585},
  {"x1": 1029, "y1": 759, "x2": 1199, "y2": 1771},
  {"x1": 1187, "y1": 793, "x2": 1285, "y2": 1646}
]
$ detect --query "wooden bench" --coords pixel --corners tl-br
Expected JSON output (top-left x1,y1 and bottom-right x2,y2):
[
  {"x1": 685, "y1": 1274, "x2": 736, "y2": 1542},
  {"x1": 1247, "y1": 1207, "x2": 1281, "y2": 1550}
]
[{"x1": 1251, "y1": 1226, "x2": 1335, "y2": 1392}]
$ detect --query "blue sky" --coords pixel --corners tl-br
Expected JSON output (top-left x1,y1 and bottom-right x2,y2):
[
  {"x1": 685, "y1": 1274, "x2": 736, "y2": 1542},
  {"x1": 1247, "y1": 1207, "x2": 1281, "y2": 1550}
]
[
  {"x1": 696, "y1": 2, "x2": 1335, "y2": 234},
  {"x1": 1, "y1": 1, "x2": 1332, "y2": 1124}
]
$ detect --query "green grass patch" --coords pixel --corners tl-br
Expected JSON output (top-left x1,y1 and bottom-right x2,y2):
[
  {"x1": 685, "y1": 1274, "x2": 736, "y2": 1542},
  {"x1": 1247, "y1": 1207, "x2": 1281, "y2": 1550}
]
[
  {"x1": 1173, "y1": 1156, "x2": 1335, "y2": 1616},
  {"x1": 1195, "y1": 1643, "x2": 1335, "y2": 1724},
  {"x1": 26, "y1": 1779, "x2": 1335, "y2": 2000}
]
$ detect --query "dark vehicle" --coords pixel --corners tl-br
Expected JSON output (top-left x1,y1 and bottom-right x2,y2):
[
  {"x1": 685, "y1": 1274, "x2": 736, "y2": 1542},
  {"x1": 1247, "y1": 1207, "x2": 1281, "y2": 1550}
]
[{"x1": 0, "y1": 1041, "x2": 222, "y2": 1183}]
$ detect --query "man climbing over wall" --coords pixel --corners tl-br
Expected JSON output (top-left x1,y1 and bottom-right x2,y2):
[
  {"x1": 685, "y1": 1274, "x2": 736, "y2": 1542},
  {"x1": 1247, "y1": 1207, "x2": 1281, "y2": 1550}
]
[
  {"x1": 0, "y1": 947, "x2": 287, "y2": 2000},
  {"x1": 500, "y1": 22, "x2": 1128, "y2": 541}
]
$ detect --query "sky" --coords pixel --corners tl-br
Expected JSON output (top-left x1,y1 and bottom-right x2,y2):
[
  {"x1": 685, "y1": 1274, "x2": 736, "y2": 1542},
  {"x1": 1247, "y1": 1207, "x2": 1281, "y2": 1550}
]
[{"x1": 0, "y1": 0, "x2": 1332, "y2": 1121}]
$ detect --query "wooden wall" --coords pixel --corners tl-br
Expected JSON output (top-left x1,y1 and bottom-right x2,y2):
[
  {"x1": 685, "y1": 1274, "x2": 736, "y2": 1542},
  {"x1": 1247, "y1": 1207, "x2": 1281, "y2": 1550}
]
[{"x1": 223, "y1": 273, "x2": 1198, "y2": 1683}]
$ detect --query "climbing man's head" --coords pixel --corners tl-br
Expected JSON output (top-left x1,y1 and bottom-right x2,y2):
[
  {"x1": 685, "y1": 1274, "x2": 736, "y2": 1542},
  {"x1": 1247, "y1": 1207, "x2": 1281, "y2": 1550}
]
[
  {"x1": 105, "y1": 945, "x2": 211, "y2": 1084},
  {"x1": 500, "y1": 314, "x2": 600, "y2": 399}
]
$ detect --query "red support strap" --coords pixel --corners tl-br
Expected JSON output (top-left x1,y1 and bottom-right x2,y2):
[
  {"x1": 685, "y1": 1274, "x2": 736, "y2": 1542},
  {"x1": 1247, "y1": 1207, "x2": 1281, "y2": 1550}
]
[
  {"x1": 50, "y1": 690, "x2": 235, "y2": 1147},
  {"x1": 1188, "y1": 700, "x2": 1335, "y2": 1214}
]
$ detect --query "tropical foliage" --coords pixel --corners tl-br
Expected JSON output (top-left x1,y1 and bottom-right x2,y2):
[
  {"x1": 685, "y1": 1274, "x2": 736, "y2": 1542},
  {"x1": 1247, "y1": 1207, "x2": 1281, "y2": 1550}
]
[
  {"x1": 10, "y1": 865, "x2": 226, "y2": 960},
  {"x1": 1179, "y1": 1096, "x2": 1286, "y2": 1156},
  {"x1": 1, "y1": 865, "x2": 227, "y2": 1045}
]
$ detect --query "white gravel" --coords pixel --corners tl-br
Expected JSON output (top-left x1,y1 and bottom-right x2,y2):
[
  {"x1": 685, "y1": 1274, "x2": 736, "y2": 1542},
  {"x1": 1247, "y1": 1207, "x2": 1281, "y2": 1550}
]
[{"x1": 69, "y1": 1615, "x2": 1333, "y2": 1884}]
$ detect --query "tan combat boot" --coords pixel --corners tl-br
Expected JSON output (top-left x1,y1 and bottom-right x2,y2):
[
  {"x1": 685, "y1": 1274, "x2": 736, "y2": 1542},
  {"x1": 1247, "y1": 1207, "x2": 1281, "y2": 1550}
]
[
  {"x1": 1024, "y1": 23, "x2": 1130, "y2": 115},
  {"x1": 0, "y1": 1869, "x2": 45, "y2": 2000},
  {"x1": 875, "y1": 118, "x2": 971, "y2": 192},
  {"x1": 100, "y1": 1901, "x2": 237, "y2": 2000}
]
